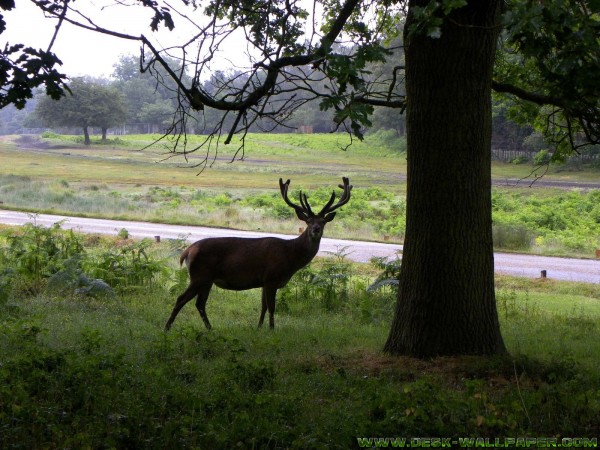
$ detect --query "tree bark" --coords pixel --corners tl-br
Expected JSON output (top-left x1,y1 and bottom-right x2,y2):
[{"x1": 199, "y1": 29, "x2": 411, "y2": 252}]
[
  {"x1": 83, "y1": 126, "x2": 91, "y2": 145},
  {"x1": 384, "y1": 0, "x2": 506, "y2": 357},
  {"x1": 101, "y1": 127, "x2": 107, "y2": 141}
]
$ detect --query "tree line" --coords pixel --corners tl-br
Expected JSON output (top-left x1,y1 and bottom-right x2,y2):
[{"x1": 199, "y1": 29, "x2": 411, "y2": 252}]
[{"x1": 0, "y1": 51, "x2": 581, "y2": 161}]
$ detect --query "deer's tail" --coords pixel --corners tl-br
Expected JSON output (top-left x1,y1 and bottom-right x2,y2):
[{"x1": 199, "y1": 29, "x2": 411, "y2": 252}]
[{"x1": 180, "y1": 246, "x2": 192, "y2": 268}]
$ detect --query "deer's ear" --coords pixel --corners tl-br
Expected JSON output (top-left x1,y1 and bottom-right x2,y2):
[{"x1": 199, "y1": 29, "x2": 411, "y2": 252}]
[
  {"x1": 324, "y1": 212, "x2": 336, "y2": 222},
  {"x1": 296, "y1": 210, "x2": 310, "y2": 221}
]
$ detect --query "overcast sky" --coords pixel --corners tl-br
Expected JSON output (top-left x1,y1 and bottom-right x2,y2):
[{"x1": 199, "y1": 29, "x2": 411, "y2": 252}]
[
  {"x1": 1, "y1": 2, "x2": 165, "y2": 79},
  {"x1": 2, "y1": 1, "x2": 328, "y2": 81}
]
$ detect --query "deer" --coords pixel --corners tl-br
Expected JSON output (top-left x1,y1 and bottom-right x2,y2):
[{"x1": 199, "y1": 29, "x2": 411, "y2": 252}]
[{"x1": 165, "y1": 177, "x2": 352, "y2": 331}]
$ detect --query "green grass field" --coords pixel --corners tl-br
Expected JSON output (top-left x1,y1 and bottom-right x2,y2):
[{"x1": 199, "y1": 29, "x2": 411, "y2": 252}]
[
  {"x1": 1, "y1": 132, "x2": 600, "y2": 255},
  {"x1": 0, "y1": 133, "x2": 405, "y2": 191},
  {"x1": 1, "y1": 133, "x2": 598, "y2": 447},
  {"x1": 0, "y1": 220, "x2": 599, "y2": 447}
]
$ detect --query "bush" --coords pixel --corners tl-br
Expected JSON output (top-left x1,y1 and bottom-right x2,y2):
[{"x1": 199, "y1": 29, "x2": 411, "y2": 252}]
[
  {"x1": 279, "y1": 247, "x2": 353, "y2": 313},
  {"x1": 492, "y1": 224, "x2": 532, "y2": 250},
  {"x1": 84, "y1": 239, "x2": 169, "y2": 293},
  {"x1": 367, "y1": 129, "x2": 407, "y2": 153},
  {"x1": 368, "y1": 254, "x2": 402, "y2": 293},
  {"x1": 0, "y1": 219, "x2": 84, "y2": 291},
  {"x1": 533, "y1": 149, "x2": 552, "y2": 165},
  {"x1": 40, "y1": 131, "x2": 61, "y2": 139},
  {"x1": 511, "y1": 154, "x2": 529, "y2": 164},
  {"x1": 47, "y1": 256, "x2": 115, "y2": 299},
  {"x1": 0, "y1": 222, "x2": 171, "y2": 299}
]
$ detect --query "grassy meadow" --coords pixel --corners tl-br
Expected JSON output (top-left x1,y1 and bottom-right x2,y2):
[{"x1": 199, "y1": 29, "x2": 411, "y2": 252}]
[
  {"x1": 0, "y1": 132, "x2": 600, "y2": 446},
  {"x1": 1, "y1": 132, "x2": 600, "y2": 255},
  {"x1": 0, "y1": 222, "x2": 599, "y2": 447}
]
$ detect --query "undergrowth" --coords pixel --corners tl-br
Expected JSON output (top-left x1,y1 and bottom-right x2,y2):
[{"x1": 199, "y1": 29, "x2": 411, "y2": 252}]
[
  {"x1": 2, "y1": 172, "x2": 600, "y2": 256},
  {"x1": 0, "y1": 222, "x2": 599, "y2": 448}
]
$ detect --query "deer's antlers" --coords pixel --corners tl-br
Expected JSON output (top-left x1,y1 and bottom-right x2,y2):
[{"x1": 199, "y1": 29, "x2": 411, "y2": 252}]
[
  {"x1": 319, "y1": 177, "x2": 352, "y2": 216},
  {"x1": 279, "y1": 177, "x2": 352, "y2": 220},
  {"x1": 279, "y1": 178, "x2": 310, "y2": 221}
]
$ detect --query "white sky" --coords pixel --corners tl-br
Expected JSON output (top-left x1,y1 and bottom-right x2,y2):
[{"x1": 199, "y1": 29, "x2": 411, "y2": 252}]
[
  {"x1": 1, "y1": 1, "x2": 148, "y2": 78},
  {"x1": 2, "y1": 1, "x2": 325, "y2": 81}
]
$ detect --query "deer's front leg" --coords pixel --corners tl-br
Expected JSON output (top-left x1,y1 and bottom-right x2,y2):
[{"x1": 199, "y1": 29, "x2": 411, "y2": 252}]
[
  {"x1": 266, "y1": 286, "x2": 277, "y2": 329},
  {"x1": 258, "y1": 286, "x2": 277, "y2": 329}
]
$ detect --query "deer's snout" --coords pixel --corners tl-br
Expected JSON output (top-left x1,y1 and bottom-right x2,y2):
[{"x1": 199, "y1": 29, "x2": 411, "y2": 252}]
[{"x1": 310, "y1": 223, "x2": 323, "y2": 238}]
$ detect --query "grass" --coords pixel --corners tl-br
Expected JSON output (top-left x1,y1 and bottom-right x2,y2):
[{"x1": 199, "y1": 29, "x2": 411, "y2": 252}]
[
  {"x1": 0, "y1": 133, "x2": 599, "y2": 446},
  {"x1": 1, "y1": 275, "x2": 600, "y2": 447},
  {"x1": 0, "y1": 133, "x2": 405, "y2": 191},
  {"x1": 0, "y1": 224, "x2": 599, "y2": 447},
  {"x1": 2, "y1": 133, "x2": 600, "y2": 256}
]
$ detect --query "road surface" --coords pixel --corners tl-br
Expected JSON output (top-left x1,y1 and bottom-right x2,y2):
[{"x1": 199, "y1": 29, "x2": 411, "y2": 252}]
[{"x1": 1, "y1": 209, "x2": 599, "y2": 284}]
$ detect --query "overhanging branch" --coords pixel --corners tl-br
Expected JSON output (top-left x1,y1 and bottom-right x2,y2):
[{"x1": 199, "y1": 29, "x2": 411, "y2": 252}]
[{"x1": 492, "y1": 80, "x2": 566, "y2": 109}]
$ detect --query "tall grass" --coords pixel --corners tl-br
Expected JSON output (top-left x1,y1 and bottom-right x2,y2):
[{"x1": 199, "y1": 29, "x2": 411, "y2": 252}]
[
  {"x1": 0, "y1": 174, "x2": 405, "y2": 242},
  {"x1": 3, "y1": 172, "x2": 600, "y2": 255},
  {"x1": 3, "y1": 133, "x2": 600, "y2": 255}
]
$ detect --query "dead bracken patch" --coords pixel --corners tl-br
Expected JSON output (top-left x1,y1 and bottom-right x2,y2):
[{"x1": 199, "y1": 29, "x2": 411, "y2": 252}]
[{"x1": 301, "y1": 349, "x2": 530, "y2": 388}]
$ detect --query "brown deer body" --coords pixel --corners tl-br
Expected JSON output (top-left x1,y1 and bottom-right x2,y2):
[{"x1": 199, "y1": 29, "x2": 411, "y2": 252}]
[{"x1": 165, "y1": 177, "x2": 352, "y2": 330}]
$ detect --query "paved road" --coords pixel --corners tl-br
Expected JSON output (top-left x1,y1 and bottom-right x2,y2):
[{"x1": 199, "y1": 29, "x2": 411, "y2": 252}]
[{"x1": 1, "y1": 209, "x2": 599, "y2": 284}]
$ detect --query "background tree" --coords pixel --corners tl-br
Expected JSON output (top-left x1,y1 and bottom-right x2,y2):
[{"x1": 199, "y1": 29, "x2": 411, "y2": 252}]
[
  {"x1": 35, "y1": 77, "x2": 127, "y2": 144},
  {"x1": 137, "y1": 100, "x2": 176, "y2": 133},
  {"x1": 495, "y1": 0, "x2": 599, "y2": 157},
  {"x1": 111, "y1": 54, "x2": 188, "y2": 133},
  {"x1": 0, "y1": 100, "x2": 37, "y2": 134},
  {"x1": 7, "y1": 0, "x2": 600, "y2": 356}
]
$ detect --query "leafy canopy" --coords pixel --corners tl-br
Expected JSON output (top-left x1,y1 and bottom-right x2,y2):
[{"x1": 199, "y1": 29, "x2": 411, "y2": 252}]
[
  {"x1": 0, "y1": 0, "x2": 68, "y2": 108},
  {"x1": 496, "y1": 0, "x2": 600, "y2": 158},
  {"x1": 0, "y1": 0, "x2": 598, "y2": 160},
  {"x1": 35, "y1": 78, "x2": 127, "y2": 133}
]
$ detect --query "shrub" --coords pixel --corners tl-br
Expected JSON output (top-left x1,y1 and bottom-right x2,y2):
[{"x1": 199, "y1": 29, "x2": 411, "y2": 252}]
[
  {"x1": 84, "y1": 239, "x2": 169, "y2": 293},
  {"x1": 40, "y1": 131, "x2": 61, "y2": 139},
  {"x1": 511, "y1": 154, "x2": 529, "y2": 164},
  {"x1": 533, "y1": 149, "x2": 552, "y2": 165},
  {"x1": 0, "y1": 222, "x2": 172, "y2": 299},
  {"x1": 47, "y1": 256, "x2": 115, "y2": 299},
  {"x1": 279, "y1": 247, "x2": 353, "y2": 313},
  {"x1": 272, "y1": 202, "x2": 294, "y2": 219},
  {"x1": 213, "y1": 194, "x2": 233, "y2": 206},
  {"x1": 0, "y1": 220, "x2": 85, "y2": 289},
  {"x1": 367, "y1": 254, "x2": 402, "y2": 293},
  {"x1": 492, "y1": 224, "x2": 532, "y2": 250}
]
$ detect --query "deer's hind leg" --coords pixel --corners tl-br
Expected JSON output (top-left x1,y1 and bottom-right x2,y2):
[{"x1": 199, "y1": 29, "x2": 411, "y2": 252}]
[
  {"x1": 258, "y1": 288, "x2": 268, "y2": 328},
  {"x1": 165, "y1": 282, "x2": 212, "y2": 331},
  {"x1": 194, "y1": 284, "x2": 213, "y2": 330}
]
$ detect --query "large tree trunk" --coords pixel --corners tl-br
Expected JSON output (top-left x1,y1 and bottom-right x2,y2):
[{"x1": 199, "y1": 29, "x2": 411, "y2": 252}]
[
  {"x1": 101, "y1": 127, "x2": 107, "y2": 141},
  {"x1": 384, "y1": 1, "x2": 506, "y2": 357}
]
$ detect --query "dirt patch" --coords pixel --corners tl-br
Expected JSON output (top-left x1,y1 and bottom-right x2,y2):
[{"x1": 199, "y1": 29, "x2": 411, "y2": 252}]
[
  {"x1": 15, "y1": 135, "x2": 51, "y2": 149},
  {"x1": 14, "y1": 135, "x2": 71, "y2": 151},
  {"x1": 301, "y1": 349, "x2": 525, "y2": 387}
]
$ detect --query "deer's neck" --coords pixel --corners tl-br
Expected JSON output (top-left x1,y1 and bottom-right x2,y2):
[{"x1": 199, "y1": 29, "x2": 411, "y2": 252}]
[{"x1": 289, "y1": 231, "x2": 321, "y2": 266}]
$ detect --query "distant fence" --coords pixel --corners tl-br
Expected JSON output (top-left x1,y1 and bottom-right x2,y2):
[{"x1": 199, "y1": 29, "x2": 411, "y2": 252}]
[
  {"x1": 491, "y1": 149, "x2": 535, "y2": 162},
  {"x1": 492, "y1": 148, "x2": 600, "y2": 163}
]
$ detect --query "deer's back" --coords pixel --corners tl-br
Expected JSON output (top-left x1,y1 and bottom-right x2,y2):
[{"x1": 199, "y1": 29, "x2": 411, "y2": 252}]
[{"x1": 181, "y1": 236, "x2": 307, "y2": 290}]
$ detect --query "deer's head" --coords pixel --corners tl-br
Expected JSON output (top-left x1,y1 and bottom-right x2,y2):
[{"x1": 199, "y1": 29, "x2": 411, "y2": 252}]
[{"x1": 279, "y1": 177, "x2": 352, "y2": 241}]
